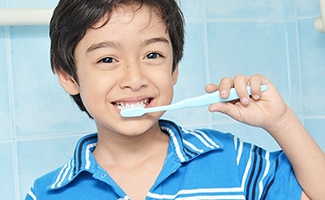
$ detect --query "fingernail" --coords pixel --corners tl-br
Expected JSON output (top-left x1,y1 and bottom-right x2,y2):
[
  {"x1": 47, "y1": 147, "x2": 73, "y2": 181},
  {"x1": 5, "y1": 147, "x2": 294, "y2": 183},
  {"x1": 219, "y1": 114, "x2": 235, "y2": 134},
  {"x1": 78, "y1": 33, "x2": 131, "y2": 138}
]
[
  {"x1": 253, "y1": 94, "x2": 260, "y2": 100},
  {"x1": 220, "y1": 89, "x2": 227, "y2": 95},
  {"x1": 220, "y1": 90, "x2": 227, "y2": 97},
  {"x1": 241, "y1": 97, "x2": 249, "y2": 104}
]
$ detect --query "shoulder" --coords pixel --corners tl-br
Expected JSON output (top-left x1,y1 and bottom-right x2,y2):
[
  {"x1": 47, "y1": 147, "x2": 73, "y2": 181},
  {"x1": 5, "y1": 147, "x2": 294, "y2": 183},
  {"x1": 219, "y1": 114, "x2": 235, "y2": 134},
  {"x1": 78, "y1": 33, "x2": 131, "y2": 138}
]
[
  {"x1": 184, "y1": 126, "x2": 238, "y2": 151},
  {"x1": 199, "y1": 128, "x2": 236, "y2": 144},
  {"x1": 35, "y1": 167, "x2": 62, "y2": 188},
  {"x1": 27, "y1": 167, "x2": 63, "y2": 198}
]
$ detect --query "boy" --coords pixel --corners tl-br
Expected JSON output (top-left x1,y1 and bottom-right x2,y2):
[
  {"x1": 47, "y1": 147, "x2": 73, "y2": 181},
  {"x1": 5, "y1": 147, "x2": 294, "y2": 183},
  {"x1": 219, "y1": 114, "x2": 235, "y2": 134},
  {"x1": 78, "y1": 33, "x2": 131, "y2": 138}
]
[{"x1": 26, "y1": 0, "x2": 325, "y2": 199}]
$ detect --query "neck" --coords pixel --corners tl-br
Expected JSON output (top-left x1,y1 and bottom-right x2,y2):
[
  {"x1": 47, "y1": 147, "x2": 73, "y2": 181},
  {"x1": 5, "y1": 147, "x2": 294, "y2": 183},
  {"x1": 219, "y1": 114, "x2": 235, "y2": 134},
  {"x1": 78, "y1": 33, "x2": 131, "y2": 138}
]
[{"x1": 93, "y1": 123, "x2": 169, "y2": 167}]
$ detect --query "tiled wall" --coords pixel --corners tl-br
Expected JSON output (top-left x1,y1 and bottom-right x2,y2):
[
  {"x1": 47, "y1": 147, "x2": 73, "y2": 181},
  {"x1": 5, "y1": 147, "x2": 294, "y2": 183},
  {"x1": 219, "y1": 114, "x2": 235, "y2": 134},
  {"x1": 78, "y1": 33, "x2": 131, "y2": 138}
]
[{"x1": 1, "y1": 0, "x2": 324, "y2": 199}]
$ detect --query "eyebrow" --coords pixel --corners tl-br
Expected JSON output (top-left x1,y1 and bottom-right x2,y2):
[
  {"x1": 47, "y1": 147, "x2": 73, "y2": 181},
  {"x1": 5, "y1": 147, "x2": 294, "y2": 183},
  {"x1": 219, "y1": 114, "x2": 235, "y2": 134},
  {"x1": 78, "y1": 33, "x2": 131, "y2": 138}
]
[
  {"x1": 143, "y1": 37, "x2": 170, "y2": 46},
  {"x1": 86, "y1": 37, "x2": 170, "y2": 53},
  {"x1": 87, "y1": 41, "x2": 120, "y2": 53}
]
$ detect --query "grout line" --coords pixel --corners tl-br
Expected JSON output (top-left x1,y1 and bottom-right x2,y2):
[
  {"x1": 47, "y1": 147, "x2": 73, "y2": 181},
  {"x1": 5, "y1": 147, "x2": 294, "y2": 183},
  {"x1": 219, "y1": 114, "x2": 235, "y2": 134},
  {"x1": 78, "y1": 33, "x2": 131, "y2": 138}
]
[
  {"x1": 203, "y1": 0, "x2": 210, "y2": 84},
  {"x1": 303, "y1": 115, "x2": 325, "y2": 120},
  {"x1": 284, "y1": 19, "x2": 295, "y2": 111},
  {"x1": 3, "y1": 2, "x2": 21, "y2": 199},
  {"x1": 202, "y1": 0, "x2": 214, "y2": 124},
  {"x1": 294, "y1": 18, "x2": 304, "y2": 124},
  {"x1": 4, "y1": 25, "x2": 20, "y2": 200},
  {"x1": 13, "y1": 132, "x2": 89, "y2": 142},
  {"x1": 291, "y1": 0, "x2": 303, "y2": 120},
  {"x1": 205, "y1": 15, "x2": 318, "y2": 23},
  {"x1": 285, "y1": 25, "x2": 291, "y2": 95},
  {"x1": 0, "y1": 131, "x2": 91, "y2": 143}
]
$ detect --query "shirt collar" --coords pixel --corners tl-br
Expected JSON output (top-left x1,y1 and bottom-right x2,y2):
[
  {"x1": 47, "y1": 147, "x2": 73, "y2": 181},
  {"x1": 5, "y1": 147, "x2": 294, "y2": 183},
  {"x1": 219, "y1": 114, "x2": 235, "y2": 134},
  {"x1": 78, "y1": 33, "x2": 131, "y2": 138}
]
[
  {"x1": 47, "y1": 133, "x2": 98, "y2": 190},
  {"x1": 159, "y1": 119, "x2": 224, "y2": 163},
  {"x1": 47, "y1": 119, "x2": 224, "y2": 190}
]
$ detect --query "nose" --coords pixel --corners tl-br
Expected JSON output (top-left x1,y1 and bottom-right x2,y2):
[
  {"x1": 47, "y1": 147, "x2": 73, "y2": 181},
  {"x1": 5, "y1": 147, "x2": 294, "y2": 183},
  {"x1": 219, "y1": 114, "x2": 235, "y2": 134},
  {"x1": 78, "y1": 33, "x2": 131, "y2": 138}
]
[{"x1": 119, "y1": 62, "x2": 149, "y2": 91}]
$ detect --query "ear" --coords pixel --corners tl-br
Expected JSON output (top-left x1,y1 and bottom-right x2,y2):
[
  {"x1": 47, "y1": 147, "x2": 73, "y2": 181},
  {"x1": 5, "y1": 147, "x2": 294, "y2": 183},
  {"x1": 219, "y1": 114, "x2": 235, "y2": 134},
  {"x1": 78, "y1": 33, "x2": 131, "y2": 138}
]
[
  {"x1": 55, "y1": 69, "x2": 80, "y2": 95},
  {"x1": 172, "y1": 64, "x2": 179, "y2": 85}
]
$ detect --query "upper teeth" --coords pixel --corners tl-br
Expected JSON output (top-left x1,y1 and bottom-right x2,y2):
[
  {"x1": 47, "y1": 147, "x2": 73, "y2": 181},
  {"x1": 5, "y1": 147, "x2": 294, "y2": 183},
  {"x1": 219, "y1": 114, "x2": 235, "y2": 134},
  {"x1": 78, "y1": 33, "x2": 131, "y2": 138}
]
[{"x1": 114, "y1": 99, "x2": 149, "y2": 110}]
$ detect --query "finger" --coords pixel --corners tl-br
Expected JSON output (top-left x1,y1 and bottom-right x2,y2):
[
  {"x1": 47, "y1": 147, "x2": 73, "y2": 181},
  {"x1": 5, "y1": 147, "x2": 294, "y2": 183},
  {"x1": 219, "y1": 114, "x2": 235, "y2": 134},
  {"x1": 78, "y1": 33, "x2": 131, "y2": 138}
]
[
  {"x1": 218, "y1": 77, "x2": 233, "y2": 98},
  {"x1": 248, "y1": 75, "x2": 263, "y2": 100},
  {"x1": 205, "y1": 84, "x2": 218, "y2": 93},
  {"x1": 248, "y1": 75, "x2": 269, "y2": 100},
  {"x1": 233, "y1": 75, "x2": 250, "y2": 105},
  {"x1": 208, "y1": 99, "x2": 240, "y2": 117}
]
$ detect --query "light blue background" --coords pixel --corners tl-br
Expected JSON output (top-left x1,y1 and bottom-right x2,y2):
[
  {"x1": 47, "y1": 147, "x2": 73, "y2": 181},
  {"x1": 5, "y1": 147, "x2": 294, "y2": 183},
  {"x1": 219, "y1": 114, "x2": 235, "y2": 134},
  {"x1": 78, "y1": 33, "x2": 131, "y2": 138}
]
[{"x1": 1, "y1": 0, "x2": 324, "y2": 199}]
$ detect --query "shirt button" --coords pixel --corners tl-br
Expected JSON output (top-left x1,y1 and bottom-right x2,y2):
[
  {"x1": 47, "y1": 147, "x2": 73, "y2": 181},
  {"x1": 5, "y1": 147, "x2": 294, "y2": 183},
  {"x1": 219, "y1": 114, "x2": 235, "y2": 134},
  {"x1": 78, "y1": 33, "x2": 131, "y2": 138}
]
[{"x1": 101, "y1": 173, "x2": 106, "y2": 178}]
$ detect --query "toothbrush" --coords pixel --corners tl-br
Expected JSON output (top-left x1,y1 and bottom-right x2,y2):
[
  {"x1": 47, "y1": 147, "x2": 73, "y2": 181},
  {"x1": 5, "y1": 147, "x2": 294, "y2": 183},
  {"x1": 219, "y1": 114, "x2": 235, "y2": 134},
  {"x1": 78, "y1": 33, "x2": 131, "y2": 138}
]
[{"x1": 120, "y1": 85, "x2": 268, "y2": 118}]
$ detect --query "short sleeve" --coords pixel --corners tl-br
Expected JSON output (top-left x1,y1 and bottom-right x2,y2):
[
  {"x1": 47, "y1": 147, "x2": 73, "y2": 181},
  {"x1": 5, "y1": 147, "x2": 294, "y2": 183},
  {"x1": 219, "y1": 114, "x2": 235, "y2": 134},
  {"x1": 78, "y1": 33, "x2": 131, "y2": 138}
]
[
  {"x1": 235, "y1": 137, "x2": 302, "y2": 199},
  {"x1": 264, "y1": 152, "x2": 302, "y2": 199}
]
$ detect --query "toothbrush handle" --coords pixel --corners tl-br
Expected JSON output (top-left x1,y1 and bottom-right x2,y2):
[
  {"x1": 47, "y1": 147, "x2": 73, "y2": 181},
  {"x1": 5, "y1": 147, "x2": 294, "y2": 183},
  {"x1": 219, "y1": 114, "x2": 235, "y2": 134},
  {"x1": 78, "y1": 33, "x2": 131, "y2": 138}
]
[{"x1": 172, "y1": 85, "x2": 268, "y2": 108}]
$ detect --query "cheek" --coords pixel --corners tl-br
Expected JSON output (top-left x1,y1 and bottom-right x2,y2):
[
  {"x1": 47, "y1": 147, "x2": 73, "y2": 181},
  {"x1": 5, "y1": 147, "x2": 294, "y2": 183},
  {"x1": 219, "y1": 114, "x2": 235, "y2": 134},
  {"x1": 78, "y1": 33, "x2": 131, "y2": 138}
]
[
  {"x1": 155, "y1": 74, "x2": 175, "y2": 102},
  {"x1": 77, "y1": 77, "x2": 114, "y2": 111}
]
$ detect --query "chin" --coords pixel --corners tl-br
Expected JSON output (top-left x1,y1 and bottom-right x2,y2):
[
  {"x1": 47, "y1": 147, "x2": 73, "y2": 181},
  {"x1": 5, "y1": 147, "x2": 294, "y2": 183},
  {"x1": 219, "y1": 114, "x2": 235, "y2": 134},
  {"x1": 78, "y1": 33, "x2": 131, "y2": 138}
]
[{"x1": 119, "y1": 117, "x2": 160, "y2": 134}]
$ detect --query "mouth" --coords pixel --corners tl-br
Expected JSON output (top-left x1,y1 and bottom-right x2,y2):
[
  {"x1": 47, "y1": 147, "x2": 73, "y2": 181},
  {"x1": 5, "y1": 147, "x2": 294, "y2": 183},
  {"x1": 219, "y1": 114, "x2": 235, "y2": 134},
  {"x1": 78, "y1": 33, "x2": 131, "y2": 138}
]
[{"x1": 112, "y1": 98, "x2": 152, "y2": 111}]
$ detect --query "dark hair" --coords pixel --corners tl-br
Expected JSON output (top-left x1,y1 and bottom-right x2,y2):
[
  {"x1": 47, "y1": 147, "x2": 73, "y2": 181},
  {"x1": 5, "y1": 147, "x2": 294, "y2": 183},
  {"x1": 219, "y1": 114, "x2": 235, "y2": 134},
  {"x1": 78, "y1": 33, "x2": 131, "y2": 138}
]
[{"x1": 50, "y1": 0, "x2": 185, "y2": 118}]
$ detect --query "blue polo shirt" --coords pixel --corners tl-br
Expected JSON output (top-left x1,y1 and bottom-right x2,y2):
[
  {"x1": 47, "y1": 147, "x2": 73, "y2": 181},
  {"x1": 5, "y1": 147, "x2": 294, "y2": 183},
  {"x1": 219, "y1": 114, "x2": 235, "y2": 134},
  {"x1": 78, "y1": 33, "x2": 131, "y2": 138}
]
[{"x1": 26, "y1": 120, "x2": 302, "y2": 199}]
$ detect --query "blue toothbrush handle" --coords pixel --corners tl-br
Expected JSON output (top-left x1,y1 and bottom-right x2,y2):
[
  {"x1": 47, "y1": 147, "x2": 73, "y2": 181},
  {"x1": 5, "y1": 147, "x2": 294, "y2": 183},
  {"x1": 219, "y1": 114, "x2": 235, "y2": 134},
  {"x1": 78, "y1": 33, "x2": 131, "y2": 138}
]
[{"x1": 172, "y1": 85, "x2": 268, "y2": 108}]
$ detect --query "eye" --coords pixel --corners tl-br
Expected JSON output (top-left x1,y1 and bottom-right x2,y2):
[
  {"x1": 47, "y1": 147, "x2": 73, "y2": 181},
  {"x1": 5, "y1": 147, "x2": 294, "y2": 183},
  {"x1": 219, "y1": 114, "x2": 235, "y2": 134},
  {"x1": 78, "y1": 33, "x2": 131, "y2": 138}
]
[
  {"x1": 98, "y1": 57, "x2": 116, "y2": 63},
  {"x1": 146, "y1": 52, "x2": 162, "y2": 59}
]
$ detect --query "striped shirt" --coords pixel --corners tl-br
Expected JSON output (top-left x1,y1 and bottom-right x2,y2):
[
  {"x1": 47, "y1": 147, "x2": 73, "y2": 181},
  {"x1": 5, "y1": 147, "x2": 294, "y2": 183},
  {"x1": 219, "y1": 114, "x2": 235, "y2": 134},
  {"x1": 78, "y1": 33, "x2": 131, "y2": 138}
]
[{"x1": 26, "y1": 119, "x2": 302, "y2": 200}]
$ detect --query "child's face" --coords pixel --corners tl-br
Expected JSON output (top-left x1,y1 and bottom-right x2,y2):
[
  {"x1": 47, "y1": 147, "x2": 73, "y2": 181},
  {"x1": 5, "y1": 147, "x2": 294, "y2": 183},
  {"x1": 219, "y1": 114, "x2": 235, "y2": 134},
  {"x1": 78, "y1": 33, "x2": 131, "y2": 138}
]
[{"x1": 59, "y1": 5, "x2": 178, "y2": 136}]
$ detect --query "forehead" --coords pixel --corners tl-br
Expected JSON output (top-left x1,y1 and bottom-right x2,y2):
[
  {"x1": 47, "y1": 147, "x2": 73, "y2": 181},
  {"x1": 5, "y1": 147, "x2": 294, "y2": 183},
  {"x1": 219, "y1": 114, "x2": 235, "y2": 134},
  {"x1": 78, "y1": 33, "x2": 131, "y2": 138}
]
[
  {"x1": 75, "y1": 4, "x2": 170, "y2": 52},
  {"x1": 92, "y1": 4, "x2": 166, "y2": 35}
]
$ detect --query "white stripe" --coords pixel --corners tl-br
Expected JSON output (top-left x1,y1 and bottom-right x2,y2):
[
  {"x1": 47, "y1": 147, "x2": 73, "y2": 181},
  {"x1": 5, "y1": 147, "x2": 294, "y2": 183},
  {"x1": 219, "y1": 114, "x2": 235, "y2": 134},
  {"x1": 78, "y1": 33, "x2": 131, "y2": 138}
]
[
  {"x1": 183, "y1": 140, "x2": 203, "y2": 153},
  {"x1": 236, "y1": 140, "x2": 244, "y2": 165},
  {"x1": 148, "y1": 187, "x2": 243, "y2": 199},
  {"x1": 85, "y1": 142, "x2": 97, "y2": 169},
  {"x1": 241, "y1": 144, "x2": 254, "y2": 189},
  {"x1": 162, "y1": 126, "x2": 185, "y2": 162},
  {"x1": 258, "y1": 151, "x2": 270, "y2": 199},
  {"x1": 68, "y1": 159, "x2": 74, "y2": 181},
  {"x1": 195, "y1": 130, "x2": 220, "y2": 148},
  {"x1": 50, "y1": 161, "x2": 69, "y2": 189},
  {"x1": 186, "y1": 131, "x2": 214, "y2": 149},
  {"x1": 234, "y1": 136, "x2": 238, "y2": 150},
  {"x1": 56, "y1": 157, "x2": 72, "y2": 188},
  {"x1": 27, "y1": 189, "x2": 37, "y2": 200},
  {"x1": 176, "y1": 195, "x2": 245, "y2": 200}
]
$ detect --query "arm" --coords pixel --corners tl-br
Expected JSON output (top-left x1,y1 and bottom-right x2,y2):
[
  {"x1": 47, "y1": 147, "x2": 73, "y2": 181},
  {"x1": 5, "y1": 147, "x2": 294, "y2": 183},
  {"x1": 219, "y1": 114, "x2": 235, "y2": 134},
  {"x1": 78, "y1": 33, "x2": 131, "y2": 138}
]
[
  {"x1": 266, "y1": 105, "x2": 325, "y2": 200},
  {"x1": 207, "y1": 74, "x2": 325, "y2": 200}
]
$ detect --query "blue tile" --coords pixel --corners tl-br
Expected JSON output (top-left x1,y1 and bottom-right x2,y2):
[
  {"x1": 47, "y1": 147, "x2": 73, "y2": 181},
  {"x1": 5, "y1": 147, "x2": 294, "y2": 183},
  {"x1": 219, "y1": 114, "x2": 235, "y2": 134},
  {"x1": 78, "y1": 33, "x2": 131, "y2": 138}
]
[
  {"x1": 205, "y1": 0, "x2": 292, "y2": 19},
  {"x1": 304, "y1": 118, "x2": 325, "y2": 151},
  {"x1": 175, "y1": 22, "x2": 207, "y2": 98},
  {"x1": 9, "y1": 26, "x2": 96, "y2": 137},
  {"x1": 179, "y1": 0, "x2": 205, "y2": 22},
  {"x1": 206, "y1": 22, "x2": 290, "y2": 99},
  {"x1": 7, "y1": 0, "x2": 58, "y2": 8},
  {"x1": 296, "y1": 0, "x2": 320, "y2": 16},
  {"x1": 298, "y1": 19, "x2": 325, "y2": 115},
  {"x1": 0, "y1": 142, "x2": 15, "y2": 200},
  {"x1": 0, "y1": 0, "x2": 6, "y2": 6},
  {"x1": 0, "y1": 27, "x2": 13, "y2": 140},
  {"x1": 163, "y1": 22, "x2": 211, "y2": 125},
  {"x1": 18, "y1": 135, "x2": 82, "y2": 199}
]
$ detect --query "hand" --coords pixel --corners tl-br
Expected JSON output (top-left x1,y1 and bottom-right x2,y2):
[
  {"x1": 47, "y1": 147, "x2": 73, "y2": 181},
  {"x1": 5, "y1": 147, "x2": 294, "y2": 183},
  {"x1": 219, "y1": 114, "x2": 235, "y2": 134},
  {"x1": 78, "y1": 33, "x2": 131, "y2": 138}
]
[{"x1": 206, "y1": 74, "x2": 289, "y2": 132}]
